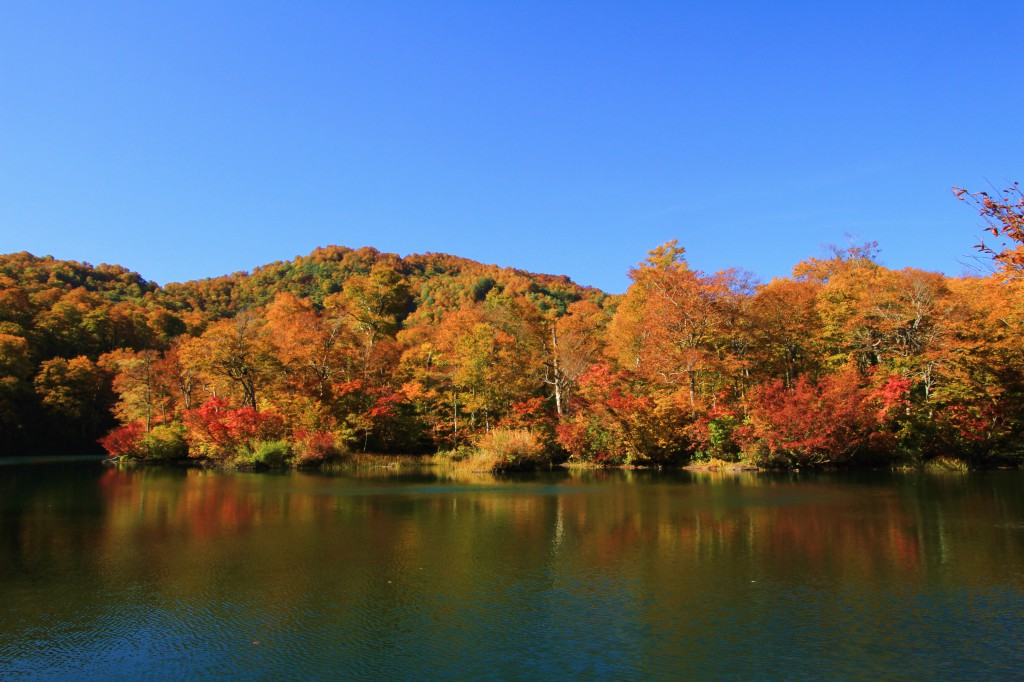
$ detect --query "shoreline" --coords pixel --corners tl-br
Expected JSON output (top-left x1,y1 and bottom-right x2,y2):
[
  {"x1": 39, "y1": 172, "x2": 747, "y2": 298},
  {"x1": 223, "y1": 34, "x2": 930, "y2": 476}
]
[{"x1": 70, "y1": 451, "x2": 1020, "y2": 475}]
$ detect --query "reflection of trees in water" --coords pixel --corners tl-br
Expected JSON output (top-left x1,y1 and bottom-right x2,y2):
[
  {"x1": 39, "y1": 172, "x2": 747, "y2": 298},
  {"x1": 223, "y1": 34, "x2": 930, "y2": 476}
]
[
  {"x1": 0, "y1": 462, "x2": 111, "y2": 630},
  {"x1": 0, "y1": 461, "x2": 107, "y2": 574},
  {"x1": 5, "y1": 466, "x2": 1024, "y2": 645},
  {"x1": 51, "y1": 469, "x2": 1024, "y2": 590}
]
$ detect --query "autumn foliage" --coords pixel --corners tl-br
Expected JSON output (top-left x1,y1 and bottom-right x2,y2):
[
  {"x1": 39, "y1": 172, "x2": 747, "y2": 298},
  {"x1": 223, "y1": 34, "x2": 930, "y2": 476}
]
[
  {"x1": 955, "y1": 183, "x2": 1024, "y2": 273},
  {"x1": 743, "y1": 368, "x2": 899, "y2": 467},
  {"x1": 97, "y1": 421, "x2": 146, "y2": 459},
  {"x1": 4, "y1": 189, "x2": 1024, "y2": 469},
  {"x1": 181, "y1": 398, "x2": 286, "y2": 461}
]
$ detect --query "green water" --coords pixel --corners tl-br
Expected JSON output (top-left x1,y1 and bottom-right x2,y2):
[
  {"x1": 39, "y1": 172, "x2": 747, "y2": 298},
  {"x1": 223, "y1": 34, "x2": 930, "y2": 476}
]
[{"x1": 2, "y1": 461, "x2": 1023, "y2": 680}]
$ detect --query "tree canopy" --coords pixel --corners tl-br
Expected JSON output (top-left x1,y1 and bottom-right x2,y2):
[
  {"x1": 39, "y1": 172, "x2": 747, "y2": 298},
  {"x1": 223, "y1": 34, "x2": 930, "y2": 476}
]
[{"x1": 5, "y1": 191, "x2": 1024, "y2": 469}]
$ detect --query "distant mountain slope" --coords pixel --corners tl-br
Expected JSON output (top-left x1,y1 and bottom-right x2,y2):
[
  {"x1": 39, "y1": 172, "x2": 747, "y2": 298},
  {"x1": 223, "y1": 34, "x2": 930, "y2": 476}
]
[{"x1": 157, "y1": 245, "x2": 607, "y2": 318}]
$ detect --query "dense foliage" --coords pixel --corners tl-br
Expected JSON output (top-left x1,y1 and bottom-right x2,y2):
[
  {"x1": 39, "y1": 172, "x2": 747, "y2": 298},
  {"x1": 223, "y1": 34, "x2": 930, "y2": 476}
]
[{"x1": 4, "y1": 187, "x2": 1023, "y2": 468}]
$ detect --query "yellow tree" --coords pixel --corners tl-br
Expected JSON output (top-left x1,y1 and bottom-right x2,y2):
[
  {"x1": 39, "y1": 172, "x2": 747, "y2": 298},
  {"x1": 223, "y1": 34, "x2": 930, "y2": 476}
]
[
  {"x1": 798, "y1": 245, "x2": 886, "y2": 372},
  {"x1": 940, "y1": 275, "x2": 1024, "y2": 449},
  {"x1": 99, "y1": 348, "x2": 170, "y2": 431},
  {"x1": 748, "y1": 277, "x2": 822, "y2": 386},
  {"x1": 159, "y1": 341, "x2": 203, "y2": 413},
  {"x1": 542, "y1": 300, "x2": 608, "y2": 415},
  {"x1": 862, "y1": 269, "x2": 968, "y2": 403},
  {"x1": 0, "y1": 333, "x2": 31, "y2": 435},
  {"x1": 607, "y1": 241, "x2": 735, "y2": 412},
  {"x1": 331, "y1": 263, "x2": 410, "y2": 376},
  {"x1": 265, "y1": 292, "x2": 360, "y2": 401},
  {"x1": 34, "y1": 355, "x2": 111, "y2": 440},
  {"x1": 178, "y1": 311, "x2": 280, "y2": 410}
]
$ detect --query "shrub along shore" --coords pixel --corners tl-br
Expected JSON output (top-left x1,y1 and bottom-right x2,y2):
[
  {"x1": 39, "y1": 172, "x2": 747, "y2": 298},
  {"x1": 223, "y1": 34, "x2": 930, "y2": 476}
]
[{"x1": 102, "y1": 424, "x2": 1003, "y2": 475}]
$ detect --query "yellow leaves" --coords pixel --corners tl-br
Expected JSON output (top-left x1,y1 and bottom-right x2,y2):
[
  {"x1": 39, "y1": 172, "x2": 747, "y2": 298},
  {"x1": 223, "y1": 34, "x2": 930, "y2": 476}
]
[
  {"x1": 34, "y1": 355, "x2": 106, "y2": 420},
  {"x1": 0, "y1": 333, "x2": 30, "y2": 379},
  {"x1": 641, "y1": 239, "x2": 688, "y2": 272},
  {"x1": 177, "y1": 312, "x2": 281, "y2": 409}
]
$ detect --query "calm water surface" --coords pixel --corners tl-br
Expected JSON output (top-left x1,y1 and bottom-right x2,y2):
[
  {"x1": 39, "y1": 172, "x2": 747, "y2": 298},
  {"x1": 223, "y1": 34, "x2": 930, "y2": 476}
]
[{"x1": 2, "y1": 461, "x2": 1023, "y2": 680}]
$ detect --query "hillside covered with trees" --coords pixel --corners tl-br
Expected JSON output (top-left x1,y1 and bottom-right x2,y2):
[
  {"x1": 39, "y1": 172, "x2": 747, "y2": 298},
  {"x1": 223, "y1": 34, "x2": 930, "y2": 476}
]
[{"x1": 3, "y1": 185, "x2": 1023, "y2": 469}]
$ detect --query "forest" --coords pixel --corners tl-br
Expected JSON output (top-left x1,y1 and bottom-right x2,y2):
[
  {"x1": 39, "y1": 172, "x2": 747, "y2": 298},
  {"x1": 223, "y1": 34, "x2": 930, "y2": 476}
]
[{"x1": 1, "y1": 185, "x2": 1022, "y2": 470}]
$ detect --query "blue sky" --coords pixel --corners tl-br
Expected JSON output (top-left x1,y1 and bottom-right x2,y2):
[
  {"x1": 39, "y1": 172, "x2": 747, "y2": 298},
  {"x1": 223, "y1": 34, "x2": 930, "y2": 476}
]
[{"x1": 1, "y1": 1, "x2": 1022, "y2": 293}]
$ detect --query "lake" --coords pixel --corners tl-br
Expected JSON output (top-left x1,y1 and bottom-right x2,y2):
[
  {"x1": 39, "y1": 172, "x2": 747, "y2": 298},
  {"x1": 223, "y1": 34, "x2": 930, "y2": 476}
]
[{"x1": 2, "y1": 460, "x2": 1023, "y2": 680}]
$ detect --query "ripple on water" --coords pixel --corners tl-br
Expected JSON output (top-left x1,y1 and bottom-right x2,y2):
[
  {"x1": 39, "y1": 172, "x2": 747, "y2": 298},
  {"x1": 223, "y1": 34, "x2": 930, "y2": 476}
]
[{"x1": 4, "y1": 465, "x2": 1024, "y2": 679}]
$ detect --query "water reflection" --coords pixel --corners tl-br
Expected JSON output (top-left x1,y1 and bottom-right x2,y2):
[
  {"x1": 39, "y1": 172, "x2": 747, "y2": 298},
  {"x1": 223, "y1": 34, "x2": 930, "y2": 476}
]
[{"x1": 2, "y1": 463, "x2": 1023, "y2": 679}]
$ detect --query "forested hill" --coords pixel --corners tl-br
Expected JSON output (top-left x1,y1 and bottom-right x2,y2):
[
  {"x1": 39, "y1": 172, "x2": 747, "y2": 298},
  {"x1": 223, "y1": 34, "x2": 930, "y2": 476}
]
[
  {"x1": 0, "y1": 246, "x2": 606, "y2": 454},
  {"x1": 158, "y1": 245, "x2": 604, "y2": 318},
  {"x1": 3, "y1": 213, "x2": 1024, "y2": 469}
]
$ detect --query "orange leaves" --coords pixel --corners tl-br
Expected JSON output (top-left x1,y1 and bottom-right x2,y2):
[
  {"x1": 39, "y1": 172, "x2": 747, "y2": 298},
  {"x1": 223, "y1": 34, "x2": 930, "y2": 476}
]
[
  {"x1": 400, "y1": 380, "x2": 427, "y2": 402},
  {"x1": 956, "y1": 182, "x2": 1024, "y2": 275},
  {"x1": 608, "y1": 247, "x2": 753, "y2": 413},
  {"x1": 178, "y1": 312, "x2": 281, "y2": 409},
  {"x1": 11, "y1": 229, "x2": 1024, "y2": 465}
]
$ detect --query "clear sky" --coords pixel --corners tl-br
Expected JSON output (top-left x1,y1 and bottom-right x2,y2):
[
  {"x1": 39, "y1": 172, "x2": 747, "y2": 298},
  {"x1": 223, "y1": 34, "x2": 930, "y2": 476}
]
[{"x1": 1, "y1": 2, "x2": 1022, "y2": 293}]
